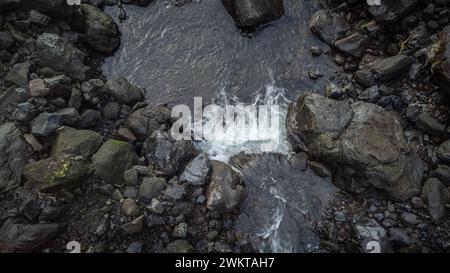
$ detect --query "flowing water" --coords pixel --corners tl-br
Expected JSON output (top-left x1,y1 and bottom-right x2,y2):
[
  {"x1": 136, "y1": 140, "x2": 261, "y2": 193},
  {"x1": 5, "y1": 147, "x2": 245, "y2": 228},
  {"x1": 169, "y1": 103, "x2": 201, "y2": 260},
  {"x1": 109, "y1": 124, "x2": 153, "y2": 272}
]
[{"x1": 102, "y1": 0, "x2": 339, "y2": 252}]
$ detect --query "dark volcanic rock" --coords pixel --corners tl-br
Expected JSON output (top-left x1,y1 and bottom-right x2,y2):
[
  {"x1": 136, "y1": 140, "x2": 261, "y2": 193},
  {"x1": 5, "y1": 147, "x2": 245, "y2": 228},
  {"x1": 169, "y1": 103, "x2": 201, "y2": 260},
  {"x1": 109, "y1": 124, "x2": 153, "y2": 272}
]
[
  {"x1": 36, "y1": 33, "x2": 89, "y2": 81},
  {"x1": 222, "y1": 0, "x2": 284, "y2": 29},
  {"x1": 374, "y1": 55, "x2": 412, "y2": 81},
  {"x1": 428, "y1": 26, "x2": 450, "y2": 95},
  {"x1": 334, "y1": 32, "x2": 370, "y2": 58},
  {"x1": 0, "y1": 123, "x2": 27, "y2": 190},
  {"x1": 231, "y1": 153, "x2": 336, "y2": 252},
  {"x1": 368, "y1": 0, "x2": 418, "y2": 24},
  {"x1": 106, "y1": 76, "x2": 144, "y2": 106},
  {"x1": 309, "y1": 9, "x2": 350, "y2": 45},
  {"x1": 421, "y1": 178, "x2": 449, "y2": 224},
  {"x1": 0, "y1": 219, "x2": 60, "y2": 253},
  {"x1": 125, "y1": 105, "x2": 171, "y2": 141}
]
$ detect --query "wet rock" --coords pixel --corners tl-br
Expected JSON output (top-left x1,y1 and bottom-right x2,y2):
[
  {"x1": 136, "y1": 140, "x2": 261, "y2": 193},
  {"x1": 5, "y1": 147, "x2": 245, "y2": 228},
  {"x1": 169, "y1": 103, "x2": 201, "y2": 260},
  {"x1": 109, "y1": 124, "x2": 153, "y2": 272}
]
[
  {"x1": 309, "y1": 161, "x2": 331, "y2": 178},
  {"x1": 411, "y1": 196, "x2": 425, "y2": 209},
  {"x1": 400, "y1": 212, "x2": 417, "y2": 227},
  {"x1": 120, "y1": 215, "x2": 144, "y2": 235},
  {"x1": 421, "y1": 178, "x2": 449, "y2": 224},
  {"x1": 166, "y1": 239, "x2": 194, "y2": 253},
  {"x1": 309, "y1": 10, "x2": 350, "y2": 45},
  {"x1": 124, "y1": 168, "x2": 139, "y2": 185},
  {"x1": 148, "y1": 198, "x2": 164, "y2": 214},
  {"x1": 55, "y1": 108, "x2": 80, "y2": 127},
  {"x1": 139, "y1": 177, "x2": 166, "y2": 203},
  {"x1": 374, "y1": 55, "x2": 412, "y2": 81},
  {"x1": 353, "y1": 216, "x2": 392, "y2": 253},
  {"x1": 28, "y1": 79, "x2": 49, "y2": 97},
  {"x1": 0, "y1": 123, "x2": 27, "y2": 189},
  {"x1": 81, "y1": 79, "x2": 108, "y2": 102},
  {"x1": 20, "y1": 0, "x2": 75, "y2": 18},
  {"x1": 124, "y1": 186, "x2": 138, "y2": 199},
  {"x1": 0, "y1": 219, "x2": 60, "y2": 253},
  {"x1": 287, "y1": 94, "x2": 424, "y2": 201},
  {"x1": 355, "y1": 69, "x2": 375, "y2": 88},
  {"x1": 39, "y1": 206, "x2": 65, "y2": 222},
  {"x1": 92, "y1": 140, "x2": 137, "y2": 184},
  {"x1": 126, "y1": 241, "x2": 143, "y2": 253},
  {"x1": 106, "y1": 76, "x2": 144, "y2": 106},
  {"x1": 437, "y1": 141, "x2": 450, "y2": 163},
  {"x1": 206, "y1": 161, "x2": 244, "y2": 213},
  {"x1": 125, "y1": 105, "x2": 171, "y2": 141},
  {"x1": 13, "y1": 102, "x2": 37, "y2": 122},
  {"x1": 6, "y1": 62, "x2": 30, "y2": 87},
  {"x1": 77, "y1": 4, "x2": 120, "y2": 54},
  {"x1": 28, "y1": 10, "x2": 50, "y2": 26},
  {"x1": 36, "y1": 33, "x2": 88, "y2": 81},
  {"x1": 23, "y1": 154, "x2": 92, "y2": 193},
  {"x1": 179, "y1": 154, "x2": 210, "y2": 186},
  {"x1": 51, "y1": 126, "x2": 103, "y2": 159},
  {"x1": 143, "y1": 130, "x2": 196, "y2": 177},
  {"x1": 334, "y1": 33, "x2": 370, "y2": 58},
  {"x1": 368, "y1": 0, "x2": 418, "y2": 24},
  {"x1": 222, "y1": 0, "x2": 284, "y2": 29},
  {"x1": 325, "y1": 83, "x2": 343, "y2": 99},
  {"x1": 428, "y1": 26, "x2": 450, "y2": 95},
  {"x1": 23, "y1": 134, "x2": 44, "y2": 152},
  {"x1": 358, "y1": 86, "x2": 380, "y2": 103},
  {"x1": 431, "y1": 165, "x2": 450, "y2": 186},
  {"x1": 102, "y1": 101, "x2": 121, "y2": 120},
  {"x1": 164, "y1": 181, "x2": 186, "y2": 201},
  {"x1": 44, "y1": 75, "x2": 72, "y2": 98},
  {"x1": 31, "y1": 112, "x2": 63, "y2": 137},
  {"x1": 231, "y1": 153, "x2": 336, "y2": 252}
]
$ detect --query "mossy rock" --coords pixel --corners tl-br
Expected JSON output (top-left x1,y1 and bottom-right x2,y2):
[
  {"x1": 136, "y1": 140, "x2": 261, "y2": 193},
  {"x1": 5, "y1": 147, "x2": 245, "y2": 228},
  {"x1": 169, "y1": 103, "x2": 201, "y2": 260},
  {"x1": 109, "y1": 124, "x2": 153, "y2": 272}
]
[
  {"x1": 23, "y1": 154, "x2": 93, "y2": 193},
  {"x1": 51, "y1": 126, "x2": 102, "y2": 159}
]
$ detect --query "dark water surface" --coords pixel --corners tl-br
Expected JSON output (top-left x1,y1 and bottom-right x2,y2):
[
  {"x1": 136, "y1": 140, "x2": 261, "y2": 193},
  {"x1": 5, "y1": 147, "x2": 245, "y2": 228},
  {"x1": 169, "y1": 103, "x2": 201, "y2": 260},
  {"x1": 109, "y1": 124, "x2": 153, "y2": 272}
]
[{"x1": 102, "y1": 0, "x2": 338, "y2": 107}]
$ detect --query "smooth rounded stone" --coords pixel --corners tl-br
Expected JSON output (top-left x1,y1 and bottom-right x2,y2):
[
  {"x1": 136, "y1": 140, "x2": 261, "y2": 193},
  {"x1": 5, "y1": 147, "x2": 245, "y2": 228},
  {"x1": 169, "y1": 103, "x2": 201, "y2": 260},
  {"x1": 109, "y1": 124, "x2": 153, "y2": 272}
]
[
  {"x1": 124, "y1": 168, "x2": 139, "y2": 185},
  {"x1": 36, "y1": 33, "x2": 88, "y2": 81},
  {"x1": 147, "y1": 198, "x2": 164, "y2": 214},
  {"x1": 92, "y1": 140, "x2": 137, "y2": 184},
  {"x1": 23, "y1": 154, "x2": 93, "y2": 193},
  {"x1": 0, "y1": 31, "x2": 14, "y2": 50},
  {"x1": 13, "y1": 102, "x2": 37, "y2": 122},
  {"x1": 400, "y1": 212, "x2": 418, "y2": 227},
  {"x1": 355, "y1": 69, "x2": 375, "y2": 88},
  {"x1": 0, "y1": 123, "x2": 27, "y2": 190},
  {"x1": 81, "y1": 79, "x2": 108, "y2": 101},
  {"x1": 6, "y1": 62, "x2": 30, "y2": 87},
  {"x1": 222, "y1": 0, "x2": 284, "y2": 29},
  {"x1": 51, "y1": 126, "x2": 103, "y2": 159},
  {"x1": 139, "y1": 177, "x2": 166, "y2": 203},
  {"x1": 206, "y1": 230, "x2": 219, "y2": 242},
  {"x1": 389, "y1": 228, "x2": 412, "y2": 246},
  {"x1": 309, "y1": 9, "x2": 350, "y2": 45},
  {"x1": 125, "y1": 105, "x2": 171, "y2": 141},
  {"x1": 68, "y1": 88, "x2": 83, "y2": 109},
  {"x1": 31, "y1": 112, "x2": 63, "y2": 137},
  {"x1": 374, "y1": 55, "x2": 412, "y2": 81},
  {"x1": 126, "y1": 241, "x2": 143, "y2": 253},
  {"x1": 421, "y1": 178, "x2": 449, "y2": 224},
  {"x1": 353, "y1": 215, "x2": 393, "y2": 253},
  {"x1": 334, "y1": 32, "x2": 370, "y2": 58},
  {"x1": 164, "y1": 181, "x2": 186, "y2": 201},
  {"x1": 117, "y1": 127, "x2": 137, "y2": 143},
  {"x1": 206, "y1": 161, "x2": 244, "y2": 213},
  {"x1": 179, "y1": 154, "x2": 210, "y2": 186},
  {"x1": 122, "y1": 198, "x2": 140, "y2": 217},
  {"x1": 15, "y1": 87, "x2": 29, "y2": 102},
  {"x1": 76, "y1": 4, "x2": 120, "y2": 54},
  {"x1": 106, "y1": 76, "x2": 144, "y2": 106},
  {"x1": 172, "y1": 222, "x2": 188, "y2": 238},
  {"x1": 334, "y1": 211, "x2": 346, "y2": 222},
  {"x1": 119, "y1": 215, "x2": 144, "y2": 236},
  {"x1": 431, "y1": 165, "x2": 450, "y2": 186},
  {"x1": 437, "y1": 140, "x2": 450, "y2": 163},
  {"x1": 123, "y1": 186, "x2": 138, "y2": 199},
  {"x1": 166, "y1": 240, "x2": 194, "y2": 253},
  {"x1": 55, "y1": 108, "x2": 80, "y2": 127},
  {"x1": 111, "y1": 188, "x2": 123, "y2": 200},
  {"x1": 102, "y1": 101, "x2": 121, "y2": 120},
  {"x1": 79, "y1": 109, "x2": 101, "y2": 128},
  {"x1": 143, "y1": 130, "x2": 197, "y2": 177},
  {"x1": 411, "y1": 196, "x2": 425, "y2": 209},
  {"x1": 0, "y1": 219, "x2": 60, "y2": 253},
  {"x1": 415, "y1": 112, "x2": 446, "y2": 136}
]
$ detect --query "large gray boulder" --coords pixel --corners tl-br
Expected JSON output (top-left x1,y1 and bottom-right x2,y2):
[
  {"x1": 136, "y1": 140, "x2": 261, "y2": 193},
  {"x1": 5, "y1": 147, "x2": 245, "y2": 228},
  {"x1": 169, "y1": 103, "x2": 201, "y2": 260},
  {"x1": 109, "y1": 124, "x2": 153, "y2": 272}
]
[
  {"x1": 287, "y1": 94, "x2": 424, "y2": 201},
  {"x1": 92, "y1": 140, "x2": 137, "y2": 184},
  {"x1": 0, "y1": 123, "x2": 27, "y2": 190},
  {"x1": 36, "y1": 33, "x2": 89, "y2": 81},
  {"x1": 106, "y1": 76, "x2": 144, "y2": 106},
  {"x1": 125, "y1": 105, "x2": 171, "y2": 141},
  {"x1": 0, "y1": 219, "x2": 60, "y2": 253},
  {"x1": 222, "y1": 0, "x2": 284, "y2": 29},
  {"x1": 77, "y1": 4, "x2": 120, "y2": 55}
]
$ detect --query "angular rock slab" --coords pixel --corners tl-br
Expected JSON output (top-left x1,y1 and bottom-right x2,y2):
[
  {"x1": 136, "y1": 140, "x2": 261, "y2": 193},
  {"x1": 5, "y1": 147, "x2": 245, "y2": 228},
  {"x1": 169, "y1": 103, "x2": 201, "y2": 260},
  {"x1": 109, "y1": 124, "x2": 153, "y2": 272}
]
[
  {"x1": 230, "y1": 153, "x2": 337, "y2": 253},
  {"x1": 0, "y1": 123, "x2": 27, "y2": 190},
  {"x1": 222, "y1": 0, "x2": 284, "y2": 29}
]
